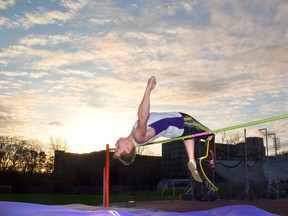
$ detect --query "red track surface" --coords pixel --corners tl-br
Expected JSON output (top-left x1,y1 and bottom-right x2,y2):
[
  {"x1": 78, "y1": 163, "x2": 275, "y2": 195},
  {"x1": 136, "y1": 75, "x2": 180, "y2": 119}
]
[{"x1": 120, "y1": 199, "x2": 287, "y2": 215}]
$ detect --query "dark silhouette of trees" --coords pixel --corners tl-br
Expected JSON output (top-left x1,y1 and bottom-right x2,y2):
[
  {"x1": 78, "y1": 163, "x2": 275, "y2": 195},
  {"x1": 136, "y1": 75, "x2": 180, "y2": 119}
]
[{"x1": 0, "y1": 136, "x2": 53, "y2": 174}]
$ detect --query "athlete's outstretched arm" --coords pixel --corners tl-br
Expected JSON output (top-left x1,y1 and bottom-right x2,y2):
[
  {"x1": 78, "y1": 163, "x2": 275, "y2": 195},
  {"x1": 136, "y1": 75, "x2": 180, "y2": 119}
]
[{"x1": 133, "y1": 76, "x2": 157, "y2": 143}]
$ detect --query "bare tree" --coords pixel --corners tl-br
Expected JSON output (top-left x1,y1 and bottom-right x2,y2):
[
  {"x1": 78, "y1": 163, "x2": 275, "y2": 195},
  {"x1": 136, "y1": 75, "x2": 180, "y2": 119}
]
[
  {"x1": 49, "y1": 136, "x2": 69, "y2": 151},
  {"x1": 0, "y1": 136, "x2": 23, "y2": 172},
  {"x1": 219, "y1": 131, "x2": 244, "y2": 145}
]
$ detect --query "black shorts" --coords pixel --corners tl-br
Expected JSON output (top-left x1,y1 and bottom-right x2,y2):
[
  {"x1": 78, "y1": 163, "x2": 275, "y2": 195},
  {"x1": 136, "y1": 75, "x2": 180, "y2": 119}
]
[{"x1": 180, "y1": 112, "x2": 209, "y2": 140}]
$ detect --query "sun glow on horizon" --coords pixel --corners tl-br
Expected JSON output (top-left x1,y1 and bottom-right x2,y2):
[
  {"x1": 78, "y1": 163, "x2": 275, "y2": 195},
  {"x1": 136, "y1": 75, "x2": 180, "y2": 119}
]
[{"x1": 61, "y1": 113, "x2": 134, "y2": 154}]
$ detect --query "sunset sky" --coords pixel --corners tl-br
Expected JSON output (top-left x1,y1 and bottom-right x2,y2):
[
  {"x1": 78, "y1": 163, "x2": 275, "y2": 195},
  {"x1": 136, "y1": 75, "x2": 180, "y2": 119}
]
[{"x1": 0, "y1": 0, "x2": 287, "y2": 155}]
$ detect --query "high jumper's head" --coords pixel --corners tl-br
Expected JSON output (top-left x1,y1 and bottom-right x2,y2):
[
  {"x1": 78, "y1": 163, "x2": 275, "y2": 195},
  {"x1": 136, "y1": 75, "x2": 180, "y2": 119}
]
[{"x1": 113, "y1": 137, "x2": 136, "y2": 166}]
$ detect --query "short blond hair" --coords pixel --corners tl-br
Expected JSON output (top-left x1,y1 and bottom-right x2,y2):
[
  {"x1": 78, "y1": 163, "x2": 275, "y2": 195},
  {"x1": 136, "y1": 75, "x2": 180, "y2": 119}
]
[{"x1": 113, "y1": 146, "x2": 136, "y2": 166}]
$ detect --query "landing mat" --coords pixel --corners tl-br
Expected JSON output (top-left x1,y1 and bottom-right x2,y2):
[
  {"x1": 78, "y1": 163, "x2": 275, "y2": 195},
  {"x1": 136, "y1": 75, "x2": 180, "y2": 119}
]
[{"x1": 0, "y1": 201, "x2": 278, "y2": 216}]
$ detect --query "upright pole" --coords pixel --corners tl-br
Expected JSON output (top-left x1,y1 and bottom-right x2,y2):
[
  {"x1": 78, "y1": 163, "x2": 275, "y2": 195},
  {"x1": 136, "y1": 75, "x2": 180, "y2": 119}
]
[
  {"x1": 105, "y1": 144, "x2": 110, "y2": 207},
  {"x1": 244, "y1": 129, "x2": 249, "y2": 200},
  {"x1": 103, "y1": 168, "x2": 106, "y2": 207},
  {"x1": 259, "y1": 128, "x2": 269, "y2": 162},
  {"x1": 265, "y1": 130, "x2": 269, "y2": 160},
  {"x1": 268, "y1": 133, "x2": 277, "y2": 156}
]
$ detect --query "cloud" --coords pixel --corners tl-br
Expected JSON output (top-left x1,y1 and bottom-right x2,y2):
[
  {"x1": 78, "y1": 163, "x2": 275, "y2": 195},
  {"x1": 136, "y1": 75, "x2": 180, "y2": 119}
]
[
  {"x1": 0, "y1": 0, "x2": 90, "y2": 29},
  {"x1": 0, "y1": 16, "x2": 13, "y2": 27},
  {"x1": 48, "y1": 121, "x2": 64, "y2": 126},
  {"x1": 274, "y1": 2, "x2": 288, "y2": 28},
  {"x1": 18, "y1": 33, "x2": 72, "y2": 46},
  {"x1": 0, "y1": 45, "x2": 29, "y2": 59},
  {"x1": 0, "y1": 0, "x2": 16, "y2": 10},
  {"x1": 0, "y1": 71, "x2": 49, "y2": 78},
  {"x1": 60, "y1": 0, "x2": 89, "y2": 12},
  {"x1": 57, "y1": 69, "x2": 95, "y2": 78},
  {"x1": 182, "y1": 2, "x2": 193, "y2": 12},
  {"x1": 0, "y1": 44, "x2": 95, "y2": 70},
  {"x1": 0, "y1": 103, "x2": 28, "y2": 135},
  {"x1": 16, "y1": 9, "x2": 73, "y2": 29},
  {"x1": 0, "y1": 92, "x2": 85, "y2": 138},
  {"x1": 2, "y1": 22, "x2": 286, "y2": 112}
]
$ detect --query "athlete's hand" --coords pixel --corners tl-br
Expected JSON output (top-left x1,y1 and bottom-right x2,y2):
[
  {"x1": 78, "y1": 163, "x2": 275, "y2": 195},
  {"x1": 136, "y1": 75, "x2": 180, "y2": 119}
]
[{"x1": 146, "y1": 76, "x2": 157, "y2": 93}]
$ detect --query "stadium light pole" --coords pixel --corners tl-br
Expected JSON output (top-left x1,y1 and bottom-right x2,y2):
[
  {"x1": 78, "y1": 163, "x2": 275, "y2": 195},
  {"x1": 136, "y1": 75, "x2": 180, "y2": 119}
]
[
  {"x1": 268, "y1": 133, "x2": 277, "y2": 156},
  {"x1": 244, "y1": 128, "x2": 249, "y2": 200},
  {"x1": 258, "y1": 128, "x2": 269, "y2": 162}
]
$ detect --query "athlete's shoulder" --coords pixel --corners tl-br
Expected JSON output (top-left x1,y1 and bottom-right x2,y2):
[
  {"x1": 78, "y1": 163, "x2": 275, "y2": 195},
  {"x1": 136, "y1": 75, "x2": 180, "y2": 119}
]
[{"x1": 150, "y1": 112, "x2": 181, "y2": 117}]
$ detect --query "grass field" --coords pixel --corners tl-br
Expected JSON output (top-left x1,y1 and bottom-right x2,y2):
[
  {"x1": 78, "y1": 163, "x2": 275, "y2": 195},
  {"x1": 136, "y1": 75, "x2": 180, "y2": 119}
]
[{"x1": 0, "y1": 190, "x2": 179, "y2": 206}]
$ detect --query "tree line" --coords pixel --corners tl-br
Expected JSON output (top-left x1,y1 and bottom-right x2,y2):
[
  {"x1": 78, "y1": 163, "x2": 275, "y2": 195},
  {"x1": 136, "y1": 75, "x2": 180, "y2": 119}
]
[
  {"x1": 0, "y1": 135, "x2": 71, "y2": 174},
  {"x1": 0, "y1": 135, "x2": 72, "y2": 193}
]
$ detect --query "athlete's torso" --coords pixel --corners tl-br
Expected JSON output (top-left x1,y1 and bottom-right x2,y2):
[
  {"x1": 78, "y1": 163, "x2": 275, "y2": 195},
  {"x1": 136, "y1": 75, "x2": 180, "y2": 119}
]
[{"x1": 132, "y1": 112, "x2": 185, "y2": 146}]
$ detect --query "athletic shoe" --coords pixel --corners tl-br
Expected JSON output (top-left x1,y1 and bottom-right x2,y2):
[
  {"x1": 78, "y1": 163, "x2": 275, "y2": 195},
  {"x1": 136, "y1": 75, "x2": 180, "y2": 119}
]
[{"x1": 187, "y1": 160, "x2": 203, "y2": 183}]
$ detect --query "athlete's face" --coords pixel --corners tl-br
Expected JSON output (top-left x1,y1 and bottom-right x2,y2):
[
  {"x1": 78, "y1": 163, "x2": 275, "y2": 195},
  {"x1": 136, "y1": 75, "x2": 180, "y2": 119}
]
[{"x1": 114, "y1": 137, "x2": 128, "y2": 157}]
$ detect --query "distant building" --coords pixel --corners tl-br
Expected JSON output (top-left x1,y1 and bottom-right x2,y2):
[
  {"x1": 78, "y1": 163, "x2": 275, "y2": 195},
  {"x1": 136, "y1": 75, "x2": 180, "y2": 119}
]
[
  {"x1": 54, "y1": 150, "x2": 106, "y2": 193},
  {"x1": 54, "y1": 150, "x2": 105, "y2": 178},
  {"x1": 54, "y1": 149, "x2": 162, "y2": 192}
]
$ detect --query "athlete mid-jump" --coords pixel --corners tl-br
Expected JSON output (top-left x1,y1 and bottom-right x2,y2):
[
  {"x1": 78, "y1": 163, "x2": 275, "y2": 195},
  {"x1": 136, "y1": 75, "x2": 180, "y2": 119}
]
[{"x1": 113, "y1": 76, "x2": 211, "y2": 183}]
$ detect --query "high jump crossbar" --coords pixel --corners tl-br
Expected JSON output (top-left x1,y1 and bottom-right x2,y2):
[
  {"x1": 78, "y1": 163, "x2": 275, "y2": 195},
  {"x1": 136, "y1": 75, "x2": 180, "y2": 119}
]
[{"x1": 143, "y1": 113, "x2": 288, "y2": 146}]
